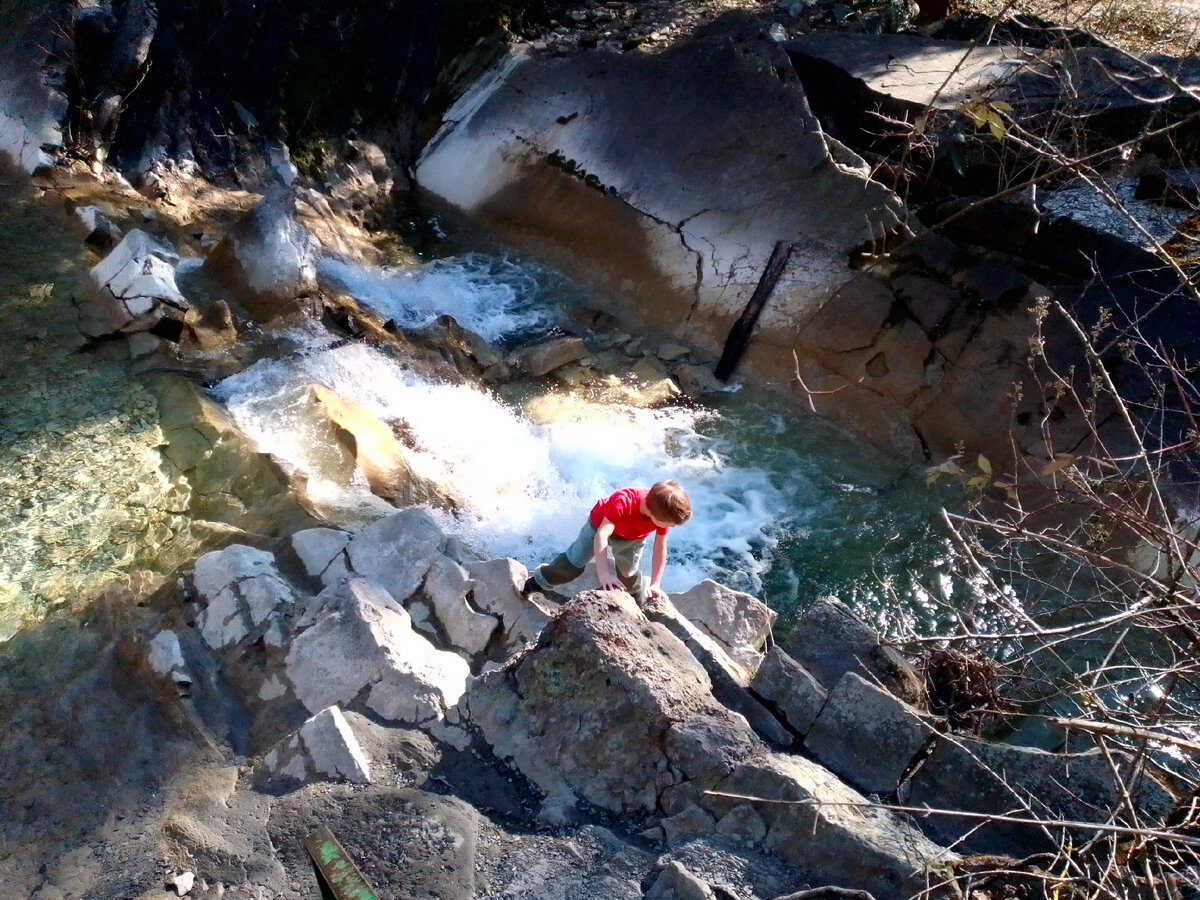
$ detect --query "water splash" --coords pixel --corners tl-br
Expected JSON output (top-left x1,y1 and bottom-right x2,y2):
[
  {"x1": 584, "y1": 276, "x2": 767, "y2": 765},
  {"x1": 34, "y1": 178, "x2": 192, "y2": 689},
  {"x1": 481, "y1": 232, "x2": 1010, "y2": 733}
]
[
  {"x1": 319, "y1": 253, "x2": 554, "y2": 342},
  {"x1": 213, "y1": 338, "x2": 787, "y2": 592}
]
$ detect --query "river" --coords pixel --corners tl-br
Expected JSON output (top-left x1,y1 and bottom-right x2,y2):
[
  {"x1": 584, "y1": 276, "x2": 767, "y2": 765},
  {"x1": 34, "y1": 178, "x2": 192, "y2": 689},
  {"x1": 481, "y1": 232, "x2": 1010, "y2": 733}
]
[{"x1": 0, "y1": 165, "x2": 956, "y2": 644}]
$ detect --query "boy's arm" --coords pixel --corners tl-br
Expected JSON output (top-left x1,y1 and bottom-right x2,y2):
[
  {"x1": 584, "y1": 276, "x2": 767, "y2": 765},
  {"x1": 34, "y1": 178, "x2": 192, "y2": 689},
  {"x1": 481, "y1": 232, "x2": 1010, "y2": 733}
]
[
  {"x1": 593, "y1": 519, "x2": 622, "y2": 590},
  {"x1": 647, "y1": 530, "x2": 669, "y2": 599}
]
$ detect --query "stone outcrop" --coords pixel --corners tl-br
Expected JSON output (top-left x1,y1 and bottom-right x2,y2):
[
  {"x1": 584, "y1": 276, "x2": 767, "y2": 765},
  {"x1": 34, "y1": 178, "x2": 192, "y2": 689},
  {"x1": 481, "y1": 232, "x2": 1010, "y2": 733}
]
[
  {"x1": 414, "y1": 16, "x2": 905, "y2": 401},
  {"x1": 464, "y1": 590, "x2": 957, "y2": 899},
  {"x1": 0, "y1": 7, "x2": 67, "y2": 174}
]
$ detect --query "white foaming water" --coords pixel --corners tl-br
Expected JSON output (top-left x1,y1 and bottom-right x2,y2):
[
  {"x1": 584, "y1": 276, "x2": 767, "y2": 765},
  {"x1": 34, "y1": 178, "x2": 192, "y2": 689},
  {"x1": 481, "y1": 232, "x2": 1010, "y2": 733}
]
[
  {"x1": 319, "y1": 254, "x2": 553, "y2": 342},
  {"x1": 212, "y1": 337, "x2": 787, "y2": 592}
]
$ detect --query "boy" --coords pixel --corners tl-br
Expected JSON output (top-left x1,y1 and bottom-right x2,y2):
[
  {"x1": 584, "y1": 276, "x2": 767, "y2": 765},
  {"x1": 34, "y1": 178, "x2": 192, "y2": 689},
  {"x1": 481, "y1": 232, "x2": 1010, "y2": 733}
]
[{"x1": 523, "y1": 480, "x2": 692, "y2": 603}]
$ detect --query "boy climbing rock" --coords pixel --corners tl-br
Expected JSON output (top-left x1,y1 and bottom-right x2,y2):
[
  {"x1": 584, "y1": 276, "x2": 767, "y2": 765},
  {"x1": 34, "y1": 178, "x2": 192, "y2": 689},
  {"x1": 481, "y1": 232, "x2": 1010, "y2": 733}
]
[{"x1": 523, "y1": 480, "x2": 692, "y2": 605}]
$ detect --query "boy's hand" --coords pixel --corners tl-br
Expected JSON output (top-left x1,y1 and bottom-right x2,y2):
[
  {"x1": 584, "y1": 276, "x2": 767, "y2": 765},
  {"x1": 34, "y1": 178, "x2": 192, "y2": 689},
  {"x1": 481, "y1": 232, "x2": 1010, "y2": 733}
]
[
  {"x1": 599, "y1": 578, "x2": 624, "y2": 591},
  {"x1": 646, "y1": 585, "x2": 667, "y2": 600}
]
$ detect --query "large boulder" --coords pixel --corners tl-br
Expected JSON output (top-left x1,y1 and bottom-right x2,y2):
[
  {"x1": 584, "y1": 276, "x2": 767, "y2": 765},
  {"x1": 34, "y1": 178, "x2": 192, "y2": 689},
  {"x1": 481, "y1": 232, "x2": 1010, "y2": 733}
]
[
  {"x1": 749, "y1": 645, "x2": 827, "y2": 736},
  {"x1": 78, "y1": 229, "x2": 191, "y2": 338},
  {"x1": 464, "y1": 590, "x2": 753, "y2": 816},
  {"x1": 418, "y1": 554, "x2": 501, "y2": 660},
  {"x1": 414, "y1": 16, "x2": 903, "y2": 389},
  {"x1": 780, "y1": 595, "x2": 925, "y2": 706},
  {"x1": 200, "y1": 186, "x2": 318, "y2": 321},
  {"x1": 192, "y1": 544, "x2": 297, "y2": 649},
  {"x1": 804, "y1": 671, "x2": 940, "y2": 795},
  {"x1": 345, "y1": 507, "x2": 447, "y2": 604},
  {"x1": 0, "y1": 8, "x2": 67, "y2": 173},
  {"x1": 464, "y1": 591, "x2": 956, "y2": 899},
  {"x1": 669, "y1": 579, "x2": 776, "y2": 671},
  {"x1": 464, "y1": 557, "x2": 555, "y2": 653}
]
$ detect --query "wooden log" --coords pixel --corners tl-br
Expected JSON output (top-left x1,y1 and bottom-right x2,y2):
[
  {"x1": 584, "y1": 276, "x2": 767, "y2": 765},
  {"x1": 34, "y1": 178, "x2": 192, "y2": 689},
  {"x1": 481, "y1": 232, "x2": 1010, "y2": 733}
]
[{"x1": 714, "y1": 240, "x2": 795, "y2": 382}]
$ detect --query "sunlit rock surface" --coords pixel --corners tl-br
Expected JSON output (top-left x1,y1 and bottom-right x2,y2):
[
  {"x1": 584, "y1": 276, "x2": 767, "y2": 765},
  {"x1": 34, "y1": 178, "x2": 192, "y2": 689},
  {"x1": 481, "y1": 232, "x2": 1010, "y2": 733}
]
[{"x1": 415, "y1": 17, "x2": 903, "y2": 368}]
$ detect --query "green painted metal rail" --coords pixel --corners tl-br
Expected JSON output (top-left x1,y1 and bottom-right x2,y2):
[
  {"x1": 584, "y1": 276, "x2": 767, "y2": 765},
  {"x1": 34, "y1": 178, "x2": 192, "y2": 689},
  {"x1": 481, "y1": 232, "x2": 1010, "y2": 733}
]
[{"x1": 303, "y1": 825, "x2": 379, "y2": 900}]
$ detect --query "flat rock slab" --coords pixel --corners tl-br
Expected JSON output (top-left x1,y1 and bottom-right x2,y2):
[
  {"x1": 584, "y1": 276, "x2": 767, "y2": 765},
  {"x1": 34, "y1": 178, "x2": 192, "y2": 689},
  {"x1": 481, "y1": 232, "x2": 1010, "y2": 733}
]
[{"x1": 785, "y1": 33, "x2": 1024, "y2": 109}]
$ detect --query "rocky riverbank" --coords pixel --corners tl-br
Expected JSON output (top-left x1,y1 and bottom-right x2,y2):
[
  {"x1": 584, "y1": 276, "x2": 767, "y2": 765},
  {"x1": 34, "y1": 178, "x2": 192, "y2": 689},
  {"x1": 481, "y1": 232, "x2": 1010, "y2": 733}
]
[
  {"x1": 2, "y1": 0, "x2": 1198, "y2": 898},
  {"x1": 0, "y1": 146, "x2": 1182, "y2": 900}
]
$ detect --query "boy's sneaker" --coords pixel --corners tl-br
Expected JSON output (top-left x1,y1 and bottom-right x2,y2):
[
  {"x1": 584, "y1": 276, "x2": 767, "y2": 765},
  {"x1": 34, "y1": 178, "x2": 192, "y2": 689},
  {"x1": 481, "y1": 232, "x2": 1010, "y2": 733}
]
[{"x1": 521, "y1": 577, "x2": 539, "y2": 596}]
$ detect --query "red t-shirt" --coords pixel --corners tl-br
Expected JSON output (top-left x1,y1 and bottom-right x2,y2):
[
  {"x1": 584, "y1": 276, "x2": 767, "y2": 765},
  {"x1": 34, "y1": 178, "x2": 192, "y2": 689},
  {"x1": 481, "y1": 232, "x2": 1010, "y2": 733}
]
[{"x1": 589, "y1": 487, "x2": 666, "y2": 541}]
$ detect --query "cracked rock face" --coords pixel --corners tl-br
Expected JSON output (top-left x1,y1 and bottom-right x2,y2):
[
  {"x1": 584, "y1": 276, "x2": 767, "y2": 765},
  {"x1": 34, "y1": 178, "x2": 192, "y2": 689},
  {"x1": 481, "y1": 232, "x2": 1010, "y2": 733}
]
[{"x1": 415, "y1": 16, "x2": 903, "y2": 360}]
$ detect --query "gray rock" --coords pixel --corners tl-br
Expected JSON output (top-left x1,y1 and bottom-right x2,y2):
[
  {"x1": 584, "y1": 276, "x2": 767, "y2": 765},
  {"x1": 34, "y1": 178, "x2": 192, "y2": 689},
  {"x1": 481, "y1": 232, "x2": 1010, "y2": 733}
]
[
  {"x1": 704, "y1": 755, "x2": 956, "y2": 900},
  {"x1": 780, "y1": 596, "x2": 924, "y2": 706},
  {"x1": 80, "y1": 229, "x2": 189, "y2": 337},
  {"x1": 421, "y1": 554, "x2": 501, "y2": 658},
  {"x1": 903, "y1": 734, "x2": 1177, "y2": 858},
  {"x1": 464, "y1": 591, "x2": 956, "y2": 899},
  {"x1": 256, "y1": 705, "x2": 371, "y2": 788},
  {"x1": 804, "y1": 671, "x2": 939, "y2": 795},
  {"x1": 73, "y1": 204, "x2": 124, "y2": 253},
  {"x1": 785, "y1": 32, "x2": 1025, "y2": 112},
  {"x1": 285, "y1": 577, "x2": 470, "y2": 724},
  {"x1": 670, "y1": 579, "x2": 776, "y2": 670},
  {"x1": 287, "y1": 527, "x2": 351, "y2": 585},
  {"x1": 714, "y1": 803, "x2": 767, "y2": 845},
  {"x1": 414, "y1": 19, "x2": 903, "y2": 431},
  {"x1": 674, "y1": 364, "x2": 726, "y2": 398},
  {"x1": 163, "y1": 766, "x2": 284, "y2": 887},
  {"x1": 346, "y1": 506, "x2": 447, "y2": 604},
  {"x1": 657, "y1": 343, "x2": 692, "y2": 362},
  {"x1": 662, "y1": 805, "x2": 718, "y2": 848},
  {"x1": 464, "y1": 557, "x2": 553, "y2": 652},
  {"x1": 465, "y1": 591, "x2": 729, "y2": 816},
  {"x1": 749, "y1": 645, "x2": 827, "y2": 735},
  {"x1": 648, "y1": 600, "x2": 793, "y2": 747},
  {"x1": 0, "y1": 26, "x2": 67, "y2": 173},
  {"x1": 514, "y1": 336, "x2": 588, "y2": 377},
  {"x1": 200, "y1": 185, "x2": 319, "y2": 321},
  {"x1": 147, "y1": 630, "x2": 192, "y2": 691},
  {"x1": 646, "y1": 860, "x2": 716, "y2": 900},
  {"x1": 193, "y1": 544, "x2": 296, "y2": 649}
]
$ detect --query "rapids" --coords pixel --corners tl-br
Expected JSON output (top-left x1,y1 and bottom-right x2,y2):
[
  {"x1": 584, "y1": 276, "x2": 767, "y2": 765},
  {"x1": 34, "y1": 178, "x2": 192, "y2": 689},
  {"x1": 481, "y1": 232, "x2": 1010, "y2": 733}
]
[{"x1": 214, "y1": 252, "x2": 955, "y2": 635}]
